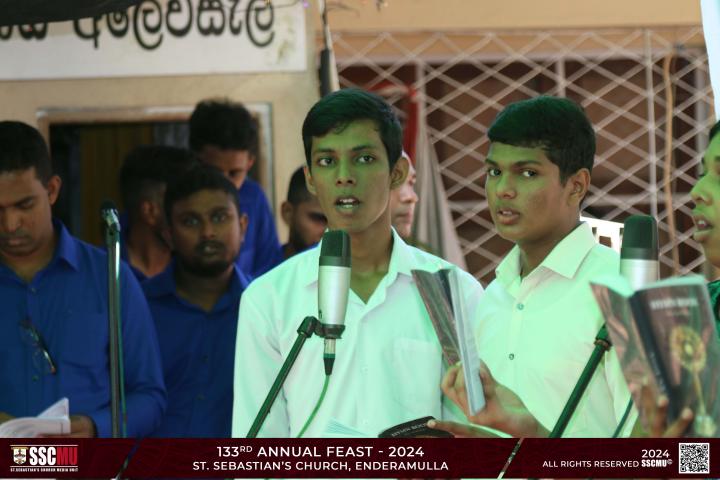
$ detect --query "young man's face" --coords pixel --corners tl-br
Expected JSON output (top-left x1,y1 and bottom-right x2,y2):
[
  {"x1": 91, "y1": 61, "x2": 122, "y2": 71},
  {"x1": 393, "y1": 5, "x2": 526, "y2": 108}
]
[
  {"x1": 169, "y1": 189, "x2": 246, "y2": 277},
  {"x1": 304, "y1": 119, "x2": 407, "y2": 235},
  {"x1": 485, "y1": 142, "x2": 580, "y2": 248},
  {"x1": 281, "y1": 196, "x2": 327, "y2": 250},
  {"x1": 0, "y1": 168, "x2": 59, "y2": 261},
  {"x1": 390, "y1": 160, "x2": 418, "y2": 239},
  {"x1": 691, "y1": 134, "x2": 720, "y2": 267},
  {"x1": 198, "y1": 146, "x2": 255, "y2": 190}
]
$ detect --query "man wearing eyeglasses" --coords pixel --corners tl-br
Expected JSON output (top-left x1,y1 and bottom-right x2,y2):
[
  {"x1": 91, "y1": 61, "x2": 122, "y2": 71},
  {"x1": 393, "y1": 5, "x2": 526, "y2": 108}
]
[{"x1": 0, "y1": 121, "x2": 166, "y2": 437}]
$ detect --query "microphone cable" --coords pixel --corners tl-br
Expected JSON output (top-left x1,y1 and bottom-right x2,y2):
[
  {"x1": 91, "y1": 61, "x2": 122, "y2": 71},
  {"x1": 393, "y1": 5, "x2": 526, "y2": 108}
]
[
  {"x1": 296, "y1": 375, "x2": 330, "y2": 438},
  {"x1": 612, "y1": 398, "x2": 634, "y2": 438}
]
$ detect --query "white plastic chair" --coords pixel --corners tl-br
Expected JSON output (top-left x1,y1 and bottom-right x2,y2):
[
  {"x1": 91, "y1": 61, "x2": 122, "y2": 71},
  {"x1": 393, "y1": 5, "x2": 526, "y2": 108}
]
[{"x1": 580, "y1": 215, "x2": 623, "y2": 253}]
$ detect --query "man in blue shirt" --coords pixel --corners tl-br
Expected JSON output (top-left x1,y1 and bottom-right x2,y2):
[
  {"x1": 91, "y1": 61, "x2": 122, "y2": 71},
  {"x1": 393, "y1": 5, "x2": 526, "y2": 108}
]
[
  {"x1": 190, "y1": 99, "x2": 283, "y2": 278},
  {"x1": 0, "y1": 121, "x2": 166, "y2": 437},
  {"x1": 279, "y1": 166, "x2": 326, "y2": 259},
  {"x1": 118, "y1": 145, "x2": 196, "y2": 281},
  {"x1": 144, "y1": 164, "x2": 250, "y2": 437}
]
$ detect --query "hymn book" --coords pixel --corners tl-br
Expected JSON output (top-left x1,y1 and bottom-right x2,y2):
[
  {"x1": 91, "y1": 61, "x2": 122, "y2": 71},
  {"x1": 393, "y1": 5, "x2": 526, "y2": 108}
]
[
  {"x1": 590, "y1": 275, "x2": 720, "y2": 437},
  {"x1": 0, "y1": 397, "x2": 70, "y2": 438},
  {"x1": 412, "y1": 268, "x2": 485, "y2": 415}
]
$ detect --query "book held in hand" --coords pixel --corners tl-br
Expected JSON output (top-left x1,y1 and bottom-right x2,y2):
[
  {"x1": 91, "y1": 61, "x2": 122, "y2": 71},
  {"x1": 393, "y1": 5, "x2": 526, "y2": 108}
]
[
  {"x1": 0, "y1": 397, "x2": 70, "y2": 438},
  {"x1": 590, "y1": 275, "x2": 719, "y2": 437},
  {"x1": 412, "y1": 268, "x2": 485, "y2": 415}
]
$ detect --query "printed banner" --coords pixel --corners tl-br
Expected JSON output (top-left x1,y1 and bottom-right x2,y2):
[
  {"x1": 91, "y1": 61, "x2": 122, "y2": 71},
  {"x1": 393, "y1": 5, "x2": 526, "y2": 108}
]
[
  {"x1": 0, "y1": 0, "x2": 307, "y2": 80},
  {"x1": 1, "y1": 438, "x2": 720, "y2": 478}
]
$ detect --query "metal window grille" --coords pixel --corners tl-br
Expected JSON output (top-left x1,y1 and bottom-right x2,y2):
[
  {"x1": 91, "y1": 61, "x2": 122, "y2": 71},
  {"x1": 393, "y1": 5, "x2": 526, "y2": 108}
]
[{"x1": 330, "y1": 27, "x2": 715, "y2": 284}]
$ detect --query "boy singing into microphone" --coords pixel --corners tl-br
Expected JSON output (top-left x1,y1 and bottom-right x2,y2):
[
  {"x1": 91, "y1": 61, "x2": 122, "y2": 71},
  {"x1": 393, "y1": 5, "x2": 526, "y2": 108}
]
[
  {"x1": 231, "y1": 89, "x2": 484, "y2": 438},
  {"x1": 435, "y1": 96, "x2": 635, "y2": 438}
]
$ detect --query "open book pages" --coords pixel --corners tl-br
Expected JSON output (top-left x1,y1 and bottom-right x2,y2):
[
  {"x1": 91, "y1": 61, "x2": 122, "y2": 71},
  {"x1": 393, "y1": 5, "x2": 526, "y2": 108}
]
[
  {"x1": 324, "y1": 419, "x2": 371, "y2": 438},
  {"x1": 0, "y1": 398, "x2": 70, "y2": 438},
  {"x1": 411, "y1": 269, "x2": 459, "y2": 365},
  {"x1": 412, "y1": 268, "x2": 485, "y2": 415},
  {"x1": 591, "y1": 274, "x2": 720, "y2": 437}
]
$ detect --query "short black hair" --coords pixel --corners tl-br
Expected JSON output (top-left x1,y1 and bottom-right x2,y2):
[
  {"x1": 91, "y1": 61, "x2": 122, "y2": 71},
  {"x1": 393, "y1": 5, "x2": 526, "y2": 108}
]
[
  {"x1": 189, "y1": 99, "x2": 259, "y2": 156},
  {"x1": 487, "y1": 96, "x2": 596, "y2": 182},
  {"x1": 165, "y1": 163, "x2": 241, "y2": 222},
  {"x1": 286, "y1": 166, "x2": 313, "y2": 205},
  {"x1": 710, "y1": 120, "x2": 720, "y2": 143},
  {"x1": 0, "y1": 121, "x2": 52, "y2": 183},
  {"x1": 302, "y1": 88, "x2": 402, "y2": 170},
  {"x1": 119, "y1": 145, "x2": 197, "y2": 217}
]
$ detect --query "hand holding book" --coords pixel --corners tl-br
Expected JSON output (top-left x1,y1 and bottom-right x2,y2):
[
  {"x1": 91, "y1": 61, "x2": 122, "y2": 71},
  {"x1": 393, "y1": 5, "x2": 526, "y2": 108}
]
[{"x1": 591, "y1": 274, "x2": 720, "y2": 437}]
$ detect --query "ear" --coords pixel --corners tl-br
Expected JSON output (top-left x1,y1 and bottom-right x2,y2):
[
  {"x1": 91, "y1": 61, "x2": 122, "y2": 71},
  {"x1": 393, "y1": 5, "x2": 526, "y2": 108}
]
[
  {"x1": 280, "y1": 201, "x2": 294, "y2": 227},
  {"x1": 567, "y1": 168, "x2": 591, "y2": 206},
  {"x1": 247, "y1": 152, "x2": 256, "y2": 169},
  {"x1": 390, "y1": 154, "x2": 409, "y2": 190},
  {"x1": 46, "y1": 175, "x2": 62, "y2": 206},
  {"x1": 139, "y1": 200, "x2": 160, "y2": 226},
  {"x1": 237, "y1": 212, "x2": 249, "y2": 241},
  {"x1": 303, "y1": 165, "x2": 317, "y2": 195},
  {"x1": 159, "y1": 225, "x2": 173, "y2": 249}
]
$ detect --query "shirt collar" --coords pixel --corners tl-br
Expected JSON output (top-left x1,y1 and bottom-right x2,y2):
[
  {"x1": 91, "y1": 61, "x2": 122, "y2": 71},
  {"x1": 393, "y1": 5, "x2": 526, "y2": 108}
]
[
  {"x1": 52, "y1": 219, "x2": 81, "y2": 271},
  {"x1": 144, "y1": 259, "x2": 249, "y2": 301},
  {"x1": 495, "y1": 222, "x2": 596, "y2": 284},
  {"x1": 302, "y1": 228, "x2": 414, "y2": 287}
]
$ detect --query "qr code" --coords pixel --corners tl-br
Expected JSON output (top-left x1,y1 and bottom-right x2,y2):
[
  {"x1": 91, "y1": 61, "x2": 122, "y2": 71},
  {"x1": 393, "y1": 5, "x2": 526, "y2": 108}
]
[{"x1": 679, "y1": 442, "x2": 710, "y2": 474}]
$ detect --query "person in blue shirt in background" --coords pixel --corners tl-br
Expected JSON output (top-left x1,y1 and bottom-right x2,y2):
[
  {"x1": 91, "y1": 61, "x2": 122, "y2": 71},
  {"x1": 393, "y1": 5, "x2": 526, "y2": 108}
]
[
  {"x1": 279, "y1": 166, "x2": 327, "y2": 259},
  {"x1": 119, "y1": 145, "x2": 197, "y2": 282},
  {"x1": 189, "y1": 99, "x2": 283, "y2": 279},
  {"x1": 144, "y1": 163, "x2": 251, "y2": 437},
  {"x1": 0, "y1": 121, "x2": 166, "y2": 437}
]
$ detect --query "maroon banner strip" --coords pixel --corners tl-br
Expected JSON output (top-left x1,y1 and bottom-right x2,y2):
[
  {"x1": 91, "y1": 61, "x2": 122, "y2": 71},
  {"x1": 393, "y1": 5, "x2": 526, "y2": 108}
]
[{"x1": 2, "y1": 438, "x2": 720, "y2": 478}]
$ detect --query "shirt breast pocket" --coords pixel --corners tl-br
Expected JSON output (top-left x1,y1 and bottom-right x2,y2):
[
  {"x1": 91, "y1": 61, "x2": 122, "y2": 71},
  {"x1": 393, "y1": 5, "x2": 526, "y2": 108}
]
[{"x1": 390, "y1": 338, "x2": 443, "y2": 418}]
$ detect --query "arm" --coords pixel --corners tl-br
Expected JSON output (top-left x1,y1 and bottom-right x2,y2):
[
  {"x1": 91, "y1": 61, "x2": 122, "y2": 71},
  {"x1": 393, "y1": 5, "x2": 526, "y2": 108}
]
[
  {"x1": 88, "y1": 265, "x2": 166, "y2": 438},
  {"x1": 232, "y1": 284, "x2": 290, "y2": 438}
]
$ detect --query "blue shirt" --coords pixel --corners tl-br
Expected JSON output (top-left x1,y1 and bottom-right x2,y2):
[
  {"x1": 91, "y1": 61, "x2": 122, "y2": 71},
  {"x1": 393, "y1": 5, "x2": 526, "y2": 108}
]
[
  {"x1": 143, "y1": 262, "x2": 250, "y2": 437},
  {"x1": 237, "y1": 178, "x2": 283, "y2": 278},
  {"x1": 0, "y1": 221, "x2": 166, "y2": 438}
]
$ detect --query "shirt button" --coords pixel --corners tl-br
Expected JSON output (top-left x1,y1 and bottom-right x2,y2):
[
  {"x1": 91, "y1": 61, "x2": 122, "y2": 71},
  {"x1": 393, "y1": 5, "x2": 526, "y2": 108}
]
[
  {"x1": 202, "y1": 355, "x2": 209, "y2": 363},
  {"x1": 508, "y1": 353, "x2": 515, "y2": 360},
  {"x1": 197, "y1": 394, "x2": 205, "y2": 401},
  {"x1": 516, "y1": 303, "x2": 524, "y2": 310},
  {"x1": 29, "y1": 287, "x2": 37, "y2": 294},
  {"x1": 32, "y1": 374, "x2": 39, "y2": 382}
]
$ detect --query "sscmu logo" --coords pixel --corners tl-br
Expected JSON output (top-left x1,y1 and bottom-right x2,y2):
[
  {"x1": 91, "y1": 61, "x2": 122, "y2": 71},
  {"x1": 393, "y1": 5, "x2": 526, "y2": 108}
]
[
  {"x1": 10, "y1": 445, "x2": 78, "y2": 473},
  {"x1": 12, "y1": 446, "x2": 27, "y2": 465}
]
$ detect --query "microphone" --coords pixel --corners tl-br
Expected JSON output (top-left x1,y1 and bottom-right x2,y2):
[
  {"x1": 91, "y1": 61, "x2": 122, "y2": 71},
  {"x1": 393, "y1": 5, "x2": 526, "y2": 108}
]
[
  {"x1": 620, "y1": 214, "x2": 659, "y2": 290},
  {"x1": 318, "y1": 230, "x2": 351, "y2": 375},
  {"x1": 100, "y1": 200, "x2": 121, "y2": 234}
]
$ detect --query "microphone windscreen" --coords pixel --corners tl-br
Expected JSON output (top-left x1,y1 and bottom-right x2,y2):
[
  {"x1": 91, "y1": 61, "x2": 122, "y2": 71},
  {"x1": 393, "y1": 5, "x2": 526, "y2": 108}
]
[
  {"x1": 100, "y1": 199, "x2": 118, "y2": 213},
  {"x1": 319, "y1": 230, "x2": 351, "y2": 267},
  {"x1": 621, "y1": 215, "x2": 658, "y2": 260}
]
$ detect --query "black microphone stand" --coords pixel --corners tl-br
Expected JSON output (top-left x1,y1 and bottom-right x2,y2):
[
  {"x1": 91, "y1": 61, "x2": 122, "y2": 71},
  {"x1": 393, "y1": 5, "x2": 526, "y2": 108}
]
[
  {"x1": 549, "y1": 325, "x2": 611, "y2": 438},
  {"x1": 104, "y1": 213, "x2": 126, "y2": 438},
  {"x1": 246, "y1": 316, "x2": 344, "y2": 438}
]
